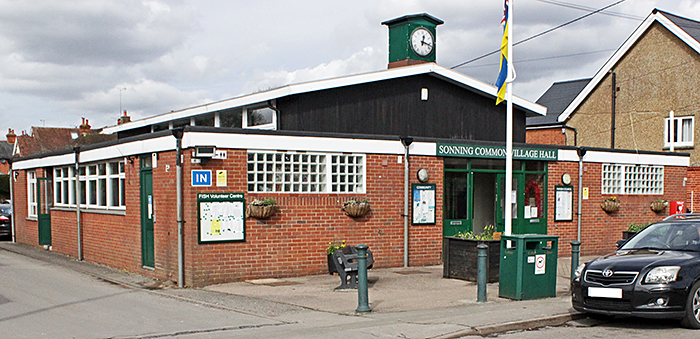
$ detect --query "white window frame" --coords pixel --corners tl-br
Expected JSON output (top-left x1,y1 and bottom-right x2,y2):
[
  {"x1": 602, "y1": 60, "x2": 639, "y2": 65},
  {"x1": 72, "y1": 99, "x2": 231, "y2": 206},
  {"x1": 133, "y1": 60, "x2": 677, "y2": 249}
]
[
  {"x1": 54, "y1": 160, "x2": 126, "y2": 210},
  {"x1": 27, "y1": 170, "x2": 37, "y2": 217},
  {"x1": 602, "y1": 164, "x2": 664, "y2": 195},
  {"x1": 247, "y1": 150, "x2": 365, "y2": 193},
  {"x1": 242, "y1": 105, "x2": 277, "y2": 130},
  {"x1": 665, "y1": 116, "x2": 694, "y2": 148}
]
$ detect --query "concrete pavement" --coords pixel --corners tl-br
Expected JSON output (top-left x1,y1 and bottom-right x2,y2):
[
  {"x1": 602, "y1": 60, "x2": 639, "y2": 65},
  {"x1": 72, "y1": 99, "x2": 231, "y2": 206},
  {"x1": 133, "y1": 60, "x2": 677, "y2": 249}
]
[{"x1": 0, "y1": 241, "x2": 595, "y2": 338}]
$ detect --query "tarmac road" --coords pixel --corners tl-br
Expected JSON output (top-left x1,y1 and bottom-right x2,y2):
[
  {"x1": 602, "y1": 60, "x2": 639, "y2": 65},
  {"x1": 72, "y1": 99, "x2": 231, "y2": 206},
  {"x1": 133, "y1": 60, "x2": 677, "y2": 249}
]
[{"x1": 0, "y1": 248, "x2": 284, "y2": 338}]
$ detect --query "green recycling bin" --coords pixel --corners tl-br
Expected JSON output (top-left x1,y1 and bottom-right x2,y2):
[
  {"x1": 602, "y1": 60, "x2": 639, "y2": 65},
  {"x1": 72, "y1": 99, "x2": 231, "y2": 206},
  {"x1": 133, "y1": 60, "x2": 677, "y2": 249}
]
[{"x1": 499, "y1": 234, "x2": 559, "y2": 300}]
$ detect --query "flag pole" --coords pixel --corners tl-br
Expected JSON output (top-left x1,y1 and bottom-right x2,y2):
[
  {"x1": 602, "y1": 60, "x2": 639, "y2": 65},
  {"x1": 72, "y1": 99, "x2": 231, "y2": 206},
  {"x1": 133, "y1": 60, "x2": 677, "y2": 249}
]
[{"x1": 504, "y1": 0, "x2": 514, "y2": 236}]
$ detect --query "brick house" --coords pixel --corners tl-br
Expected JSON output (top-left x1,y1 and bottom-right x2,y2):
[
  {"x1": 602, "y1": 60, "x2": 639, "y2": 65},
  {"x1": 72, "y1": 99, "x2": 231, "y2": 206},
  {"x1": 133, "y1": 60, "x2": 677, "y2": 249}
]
[
  {"x1": 9, "y1": 13, "x2": 690, "y2": 286},
  {"x1": 527, "y1": 9, "x2": 700, "y2": 214}
]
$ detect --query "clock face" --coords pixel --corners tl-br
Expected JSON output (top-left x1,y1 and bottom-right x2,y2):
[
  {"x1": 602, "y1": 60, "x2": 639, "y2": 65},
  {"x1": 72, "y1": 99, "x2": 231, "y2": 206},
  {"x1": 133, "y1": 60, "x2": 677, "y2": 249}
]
[
  {"x1": 417, "y1": 168, "x2": 429, "y2": 182},
  {"x1": 562, "y1": 173, "x2": 572, "y2": 185},
  {"x1": 411, "y1": 28, "x2": 434, "y2": 57}
]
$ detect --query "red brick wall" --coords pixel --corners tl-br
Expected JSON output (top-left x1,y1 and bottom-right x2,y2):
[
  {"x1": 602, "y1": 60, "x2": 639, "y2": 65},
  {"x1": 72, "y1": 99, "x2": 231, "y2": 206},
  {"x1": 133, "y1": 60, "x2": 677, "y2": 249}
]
[
  {"x1": 526, "y1": 128, "x2": 566, "y2": 145},
  {"x1": 547, "y1": 161, "x2": 687, "y2": 258},
  {"x1": 686, "y1": 166, "x2": 700, "y2": 212},
  {"x1": 182, "y1": 151, "x2": 443, "y2": 287},
  {"x1": 12, "y1": 149, "x2": 443, "y2": 287}
]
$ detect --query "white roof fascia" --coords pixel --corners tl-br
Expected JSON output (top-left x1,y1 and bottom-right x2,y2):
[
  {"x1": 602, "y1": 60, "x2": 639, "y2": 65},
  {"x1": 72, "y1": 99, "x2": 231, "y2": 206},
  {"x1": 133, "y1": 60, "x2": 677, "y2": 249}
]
[
  {"x1": 557, "y1": 149, "x2": 689, "y2": 167},
  {"x1": 183, "y1": 131, "x2": 436, "y2": 156},
  {"x1": 12, "y1": 132, "x2": 437, "y2": 170},
  {"x1": 103, "y1": 64, "x2": 544, "y2": 134},
  {"x1": 558, "y1": 11, "x2": 688, "y2": 122},
  {"x1": 12, "y1": 136, "x2": 175, "y2": 170}
]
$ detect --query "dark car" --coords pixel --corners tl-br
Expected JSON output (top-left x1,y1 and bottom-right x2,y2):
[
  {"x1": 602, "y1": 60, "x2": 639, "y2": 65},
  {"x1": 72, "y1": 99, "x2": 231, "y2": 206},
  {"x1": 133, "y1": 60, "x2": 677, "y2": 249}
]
[
  {"x1": 572, "y1": 214, "x2": 700, "y2": 328},
  {"x1": 0, "y1": 204, "x2": 11, "y2": 239}
]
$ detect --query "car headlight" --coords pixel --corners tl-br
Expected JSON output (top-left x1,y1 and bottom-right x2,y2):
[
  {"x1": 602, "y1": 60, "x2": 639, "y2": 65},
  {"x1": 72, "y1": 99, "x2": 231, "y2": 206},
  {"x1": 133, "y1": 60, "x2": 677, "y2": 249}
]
[
  {"x1": 574, "y1": 263, "x2": 586, "y2": 280},
  {"x1": 644, "y1": 266, "x2": 680, "y2": 284}
]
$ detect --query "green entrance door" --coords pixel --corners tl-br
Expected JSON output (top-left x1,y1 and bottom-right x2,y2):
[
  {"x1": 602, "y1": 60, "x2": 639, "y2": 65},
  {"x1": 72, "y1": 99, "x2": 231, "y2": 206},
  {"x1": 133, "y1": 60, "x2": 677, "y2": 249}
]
[
  {"x1": 37, "y1": 177, "x2": 52, "y2": 246},
  {"x1": 443, "y1": 171, "x2": 470, "y2": 237},
  {"x1": 140, "y1": 163, "x2": 154, "y2": 268},
  {"x1": 496, "y1": 174, "x2": 520, "y2": 234}
]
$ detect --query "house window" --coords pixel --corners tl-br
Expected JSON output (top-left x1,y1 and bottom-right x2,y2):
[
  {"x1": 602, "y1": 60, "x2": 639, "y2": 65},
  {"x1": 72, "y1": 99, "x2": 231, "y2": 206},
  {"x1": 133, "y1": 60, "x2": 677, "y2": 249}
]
[
  {"x1": 27, "y1": 170, "x2": 37, "y2": 217},
  {"x1": 54, "y1": 159, "x2": 126, "y2": 210},
  {"x1": 247, "y1": 151, "x2": 365, "y2": 193},
  {"x1": 665, "y1": 116, "x2": 694, "y2": 147},
  {"x1": 602, "y1": 164, "x2": 663, "y2": 195},
  {"x1": 54, "y1": 167, "x2": 75, "y2": 206},
  {"x1": 243, "y1": 106, "x2": 277, "y2": 130}
]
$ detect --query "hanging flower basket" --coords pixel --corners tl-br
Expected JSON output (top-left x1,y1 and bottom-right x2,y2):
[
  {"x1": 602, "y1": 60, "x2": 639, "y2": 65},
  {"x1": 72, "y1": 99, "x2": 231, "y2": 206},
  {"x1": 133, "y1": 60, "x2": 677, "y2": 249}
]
[
  {"x1": 342, "y1": 200, "x2": 371, "y2": 218},
  {"x1": 601, "y1": 199, "x2": 620, "y2": 213},
  {"x1": 246, "y1": 199, "x2": 278, "y2": 219},
  {"x1": 650, "y1": 200, "x2": 668, "y2": 213}
]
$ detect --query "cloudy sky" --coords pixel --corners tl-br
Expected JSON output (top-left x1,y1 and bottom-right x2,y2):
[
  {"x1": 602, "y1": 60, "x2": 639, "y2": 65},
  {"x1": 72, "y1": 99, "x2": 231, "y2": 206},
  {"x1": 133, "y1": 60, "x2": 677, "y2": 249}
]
[{"x1": 0, "y1": 0, "x2": 698, "y2": 134}]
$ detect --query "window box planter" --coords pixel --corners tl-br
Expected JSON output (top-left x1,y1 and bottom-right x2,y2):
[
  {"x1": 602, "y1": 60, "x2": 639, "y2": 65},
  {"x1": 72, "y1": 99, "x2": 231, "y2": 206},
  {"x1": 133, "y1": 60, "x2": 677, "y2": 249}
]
[
  {"x1": 342, "y1": 201, "x2": 370, "y2": 218},
  {"x1": 246, "y1": 203, "x2": 277, "y2": 219},
  {"x1": 327, "y1": 254, "x2": 338, "y2": 274},
  {"x1": 443, "y1": 237, "x2": 500, "y2": 283},
  {"x1": 622, "y1": 231, "x2": 637, "y2": 240},
  {"x1": 601, "y1": 200, "x2": 620, "y2": 213},
  {"x1": 650, "y1": 200, "x2": 668, "y2": 213}
]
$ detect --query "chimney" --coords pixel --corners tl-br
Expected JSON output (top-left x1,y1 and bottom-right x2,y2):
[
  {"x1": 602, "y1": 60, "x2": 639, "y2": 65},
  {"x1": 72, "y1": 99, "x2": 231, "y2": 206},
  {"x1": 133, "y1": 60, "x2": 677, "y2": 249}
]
[
  {"x1": 6, "y1": 129, "x2": 16, "y2": 144},
  {"x1": 118, "y1": 110, "x2": 131, "y2": 125},
  {"x1": 79, "y1": 118, "x2": 91, "y2": 135}
]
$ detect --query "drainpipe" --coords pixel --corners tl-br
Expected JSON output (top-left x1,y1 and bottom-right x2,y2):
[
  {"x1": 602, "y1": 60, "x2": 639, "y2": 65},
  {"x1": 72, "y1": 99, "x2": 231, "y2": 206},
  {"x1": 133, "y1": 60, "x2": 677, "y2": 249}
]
[
  {"x1": 576, "y1": 147, "x2": 587, "y2": 242},
  {"x1": 171, "y1": 128, "x2": 185, "y2": 287},
  {"x1": 610, "y1": 71, "x2": 617, "y2": 149},
  {"x1": 8, "y1": 160, "x2": 14, "y2": 243},
  {"x1": 400, "y1": 136, "x2": 413, "y2": 268},
  {"x1": 74, "y1": 147, "x2": 82, "y2": 261}
]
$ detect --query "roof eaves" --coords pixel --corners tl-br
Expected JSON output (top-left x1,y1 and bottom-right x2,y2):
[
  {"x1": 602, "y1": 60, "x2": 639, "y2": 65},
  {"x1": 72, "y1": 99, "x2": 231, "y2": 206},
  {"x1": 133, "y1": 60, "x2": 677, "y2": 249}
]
[
  {"x1": 103, "y1": 63, "x2": 545, "y2": 134},
  {"x1": 558, "y1": 9, "x2": 700, "y2": 123}
]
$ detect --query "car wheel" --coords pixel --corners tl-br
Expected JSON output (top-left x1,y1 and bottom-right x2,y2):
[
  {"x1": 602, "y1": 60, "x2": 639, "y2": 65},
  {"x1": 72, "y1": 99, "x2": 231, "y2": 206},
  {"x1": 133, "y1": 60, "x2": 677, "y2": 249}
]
[{"x1": 681, "y1": 281, "x2": 700, "y2": 329}]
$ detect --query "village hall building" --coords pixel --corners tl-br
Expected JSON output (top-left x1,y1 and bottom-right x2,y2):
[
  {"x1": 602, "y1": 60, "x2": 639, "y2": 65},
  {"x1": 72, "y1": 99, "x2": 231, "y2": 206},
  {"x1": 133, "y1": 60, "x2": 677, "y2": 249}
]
[{"x1": 9, "y1": 14, "x2": 689, "y2": 287}]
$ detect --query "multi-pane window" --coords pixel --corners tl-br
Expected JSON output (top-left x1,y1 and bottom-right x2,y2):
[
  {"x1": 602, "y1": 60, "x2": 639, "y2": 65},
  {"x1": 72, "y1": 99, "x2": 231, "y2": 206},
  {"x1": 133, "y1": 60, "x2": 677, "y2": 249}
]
[
  {"x1": 602, "y1": 164, "x2": 663, "y2": 195},
  {"x1": 247, "y1": 151, "x2": 364, "y2": 193},
  {"x1": 27, "y1": 170, "x2": 37, "y2": 217},
  {"x1": 54, "y1": 160, "x2": 126, "y2": 210},
  {"x1": 665, "y1": 116, "x2": 694, "y2": 147}
]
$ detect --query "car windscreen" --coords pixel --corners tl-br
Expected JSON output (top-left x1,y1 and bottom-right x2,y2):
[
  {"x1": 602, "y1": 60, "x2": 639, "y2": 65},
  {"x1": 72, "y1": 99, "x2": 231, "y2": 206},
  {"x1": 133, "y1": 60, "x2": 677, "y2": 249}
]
[
  {"x1": 621, "y1": 222, "x2": 700, "y2": 251},
  {"x1": 0, "y1": 205, "x2": 9, "y2": 214}
]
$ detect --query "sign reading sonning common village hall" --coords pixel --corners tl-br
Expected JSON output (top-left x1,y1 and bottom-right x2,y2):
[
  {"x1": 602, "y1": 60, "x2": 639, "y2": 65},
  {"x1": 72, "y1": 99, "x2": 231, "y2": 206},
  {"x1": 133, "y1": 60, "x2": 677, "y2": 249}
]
[{"x1": 437, "y1": 143, "x2": 558, "y2": 161}]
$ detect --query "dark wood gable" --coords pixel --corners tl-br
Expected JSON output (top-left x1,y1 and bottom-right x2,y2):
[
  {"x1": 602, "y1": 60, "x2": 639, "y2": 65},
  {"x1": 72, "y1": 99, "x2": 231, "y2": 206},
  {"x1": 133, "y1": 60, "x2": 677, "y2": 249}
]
[{"x1": 277, "y1": 74, "x2": 526, "y2": 142}]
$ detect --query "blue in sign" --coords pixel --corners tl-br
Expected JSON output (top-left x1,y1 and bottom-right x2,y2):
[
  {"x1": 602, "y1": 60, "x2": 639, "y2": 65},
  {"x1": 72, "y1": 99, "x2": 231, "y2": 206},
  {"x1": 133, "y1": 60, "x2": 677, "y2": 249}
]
[{"x1": 192, "y1": 170, "x2": 212, "y2": 186}]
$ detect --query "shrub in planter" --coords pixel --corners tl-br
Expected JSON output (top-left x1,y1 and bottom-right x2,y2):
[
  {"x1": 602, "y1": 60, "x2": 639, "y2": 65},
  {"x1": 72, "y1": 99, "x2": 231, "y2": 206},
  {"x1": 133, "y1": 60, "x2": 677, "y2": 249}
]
[
  {"x1": 326, "y1": 239, "x2": 346, "y2": 274},
  {"x1": 443, "y1": 225, "x2": 500, "y2": 283},
  {"x1": 623, "y1": 222, "x2": 651, "y2": 240}
]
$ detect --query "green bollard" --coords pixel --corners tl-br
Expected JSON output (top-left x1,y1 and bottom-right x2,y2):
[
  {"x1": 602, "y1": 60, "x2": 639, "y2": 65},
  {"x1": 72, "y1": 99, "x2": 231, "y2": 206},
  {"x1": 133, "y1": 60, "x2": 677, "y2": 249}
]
[
  {"x1": 570, "y1": 241, "x2": 581, "y2": 284},
  {"x1": 477, "y1": 244, "x2": 488, "y2": 302},
  {"x1": 356, "y1": 244, "x2": 371, "y2": 313}
]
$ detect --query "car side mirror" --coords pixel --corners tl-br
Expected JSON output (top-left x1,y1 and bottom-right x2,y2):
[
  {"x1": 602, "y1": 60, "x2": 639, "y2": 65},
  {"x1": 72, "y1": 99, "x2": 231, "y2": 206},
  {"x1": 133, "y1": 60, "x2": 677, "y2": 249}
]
[{"x1": 616, "y1": 239, "x2": 626, "y2": 249}]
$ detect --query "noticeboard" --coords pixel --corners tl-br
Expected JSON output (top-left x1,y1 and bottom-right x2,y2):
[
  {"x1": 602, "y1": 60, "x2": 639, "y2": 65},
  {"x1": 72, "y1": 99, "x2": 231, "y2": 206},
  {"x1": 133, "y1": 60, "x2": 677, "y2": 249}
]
[
  {"x1": 554, "y1": 185, "x2": 573, "y2": 222},
  {"x1": 412, "y1": 183, "x2": 436, "y2": 225},
  {"x1": 197, "y1": 192, "x2": 246, "y2": 243}
]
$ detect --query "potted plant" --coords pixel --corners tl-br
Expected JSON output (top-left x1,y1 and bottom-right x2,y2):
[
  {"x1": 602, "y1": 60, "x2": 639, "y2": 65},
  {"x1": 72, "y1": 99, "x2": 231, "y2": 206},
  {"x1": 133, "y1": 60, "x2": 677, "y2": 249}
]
[
  {"x1": 623, "y1": 222, "x2": 651, "y2": 240},
  {"x1": 342, "y1": 199, "x2": 371, "y2": 218},
  {"x1": 443, "y1": 225, "x2": 500, "y2": 282},
  {"x1": 326, "y1": 239, "x2": 346, "y2": 274},
  {"x1": 650, "y1": 199, "x2": 668, "y2": 213},
  {"x1": 601, "y1": 197, "x2": 620, "y2": 213},
  {"x1": 246, "y1": 198, "x2": 278, "y2": 219}
]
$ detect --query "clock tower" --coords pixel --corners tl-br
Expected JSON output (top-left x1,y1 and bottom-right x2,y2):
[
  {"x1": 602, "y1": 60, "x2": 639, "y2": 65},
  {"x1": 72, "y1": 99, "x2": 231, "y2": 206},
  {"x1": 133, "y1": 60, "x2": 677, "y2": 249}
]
[{"x1": 382, "y1": 13, "x2": 444, "y2": 69}]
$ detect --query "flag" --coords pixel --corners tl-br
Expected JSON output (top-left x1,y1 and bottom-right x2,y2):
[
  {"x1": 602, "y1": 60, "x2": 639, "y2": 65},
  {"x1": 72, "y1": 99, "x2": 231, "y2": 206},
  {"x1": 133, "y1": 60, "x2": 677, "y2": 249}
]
[{"x1": 495, "y1": 0, "x2": 509, "y2": 105}]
